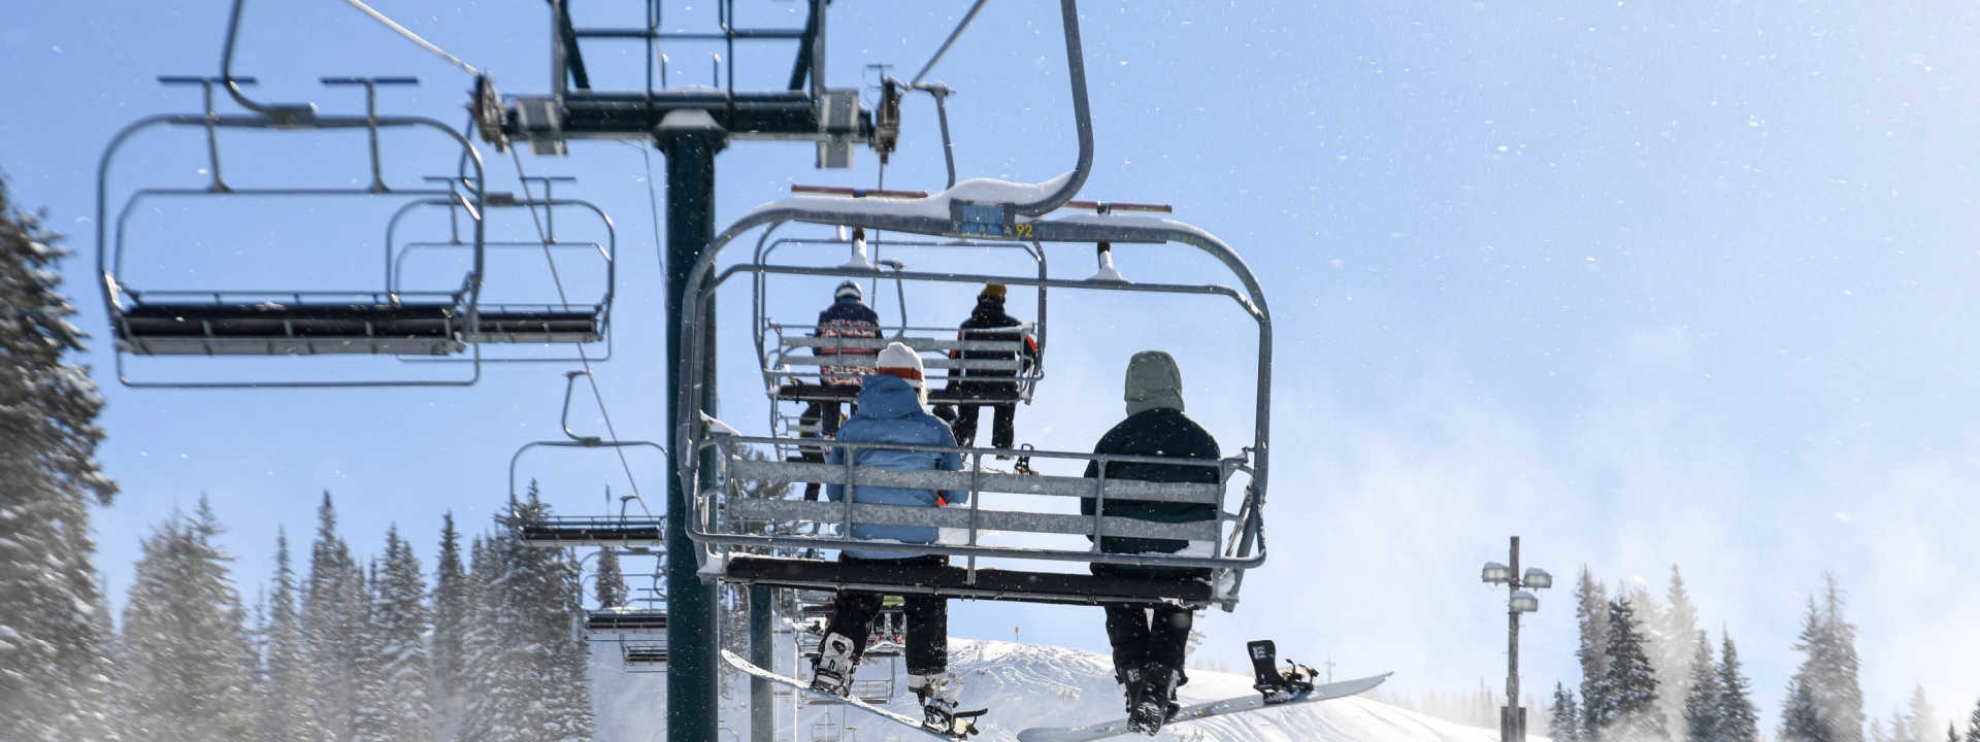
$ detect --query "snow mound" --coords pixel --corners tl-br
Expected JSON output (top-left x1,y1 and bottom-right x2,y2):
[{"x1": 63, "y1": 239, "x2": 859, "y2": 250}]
[{"x1": 839, "y1": 639, "x2": 1530, "y2": 742}]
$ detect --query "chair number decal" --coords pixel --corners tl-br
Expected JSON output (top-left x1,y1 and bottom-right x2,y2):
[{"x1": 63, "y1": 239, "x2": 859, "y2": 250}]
[{"x1": 1013, "y1": 223, "x2": 1033, "y2": 238}]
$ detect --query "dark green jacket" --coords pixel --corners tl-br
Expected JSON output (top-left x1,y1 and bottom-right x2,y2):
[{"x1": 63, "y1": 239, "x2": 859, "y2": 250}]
[{"x1": 1080, "y1": 408, "x2": 1221, "y2": 555}]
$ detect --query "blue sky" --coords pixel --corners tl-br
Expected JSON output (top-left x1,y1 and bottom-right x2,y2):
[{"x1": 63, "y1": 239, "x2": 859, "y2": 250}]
[{"x1": 7, "y1": 0, "x2": 1980, "y2": 731}]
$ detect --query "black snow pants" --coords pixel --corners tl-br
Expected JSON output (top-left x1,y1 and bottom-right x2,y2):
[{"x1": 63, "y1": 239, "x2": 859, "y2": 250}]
[
  {"x1": 823, "y1": 555, "x2": 951, "y2": 676},
  {"x1": 1092, "y1": 564, "x2": 1212, "y2": 684}
]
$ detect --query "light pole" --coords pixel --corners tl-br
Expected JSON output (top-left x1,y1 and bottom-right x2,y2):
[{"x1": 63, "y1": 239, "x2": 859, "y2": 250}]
[{"x1": 1482, "y1": 536, "x2": 1551, "y2": 742}]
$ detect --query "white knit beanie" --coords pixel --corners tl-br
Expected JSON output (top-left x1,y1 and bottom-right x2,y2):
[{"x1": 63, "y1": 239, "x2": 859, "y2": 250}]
[{"x1": 874, "y1": 342, "x2": 925, "y2": 390}]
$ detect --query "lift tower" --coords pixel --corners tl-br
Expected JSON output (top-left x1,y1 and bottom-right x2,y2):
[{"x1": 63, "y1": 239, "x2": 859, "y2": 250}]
[{"x1": 474, "y1": 3, "x2": 881, "y2": 740}]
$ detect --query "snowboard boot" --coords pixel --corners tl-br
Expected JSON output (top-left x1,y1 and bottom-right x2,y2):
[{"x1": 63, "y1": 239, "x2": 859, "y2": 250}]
[
  {"x1": 1116, "y1": 665, "x2": 1146, "y2": 716},
  {"x1": 1127, "y1": 661, "x2": 1180, "y2": 735},
  {"x1": 909, "y1": 671, "x2": 977, "y2": 737},
  {"x1": 809, "y1": 632, "x2": 859, "y2": 697}
]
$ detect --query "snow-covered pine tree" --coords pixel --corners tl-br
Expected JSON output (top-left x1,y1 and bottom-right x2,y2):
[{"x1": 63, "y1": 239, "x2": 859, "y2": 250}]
[
  {"x1": 457, "y1": 485, "x2": 594, "y2": 742},
  {"x1": 430, "y1": 513, "x2": 470, "y2": 741},
  {"x1": 1550, "y1": 682, "x2": 1583, "y2": 742},
  {"x1": 1904, "y1": 687, "x2": 1935, "y2": 742},
  {"x1": 595, "y1": 546, "x2": 628, "y2": 608},
  {"x1": 1597, "y1": 596, "x2": 1666, "y2": 740},
  {"x1": 1871, "y1": 719, "x2": 1889, "y2": 742},
  {"x1": 367, "y1": 527, "x2": 432, "y2": 742},
  {"x1": 1818, "y1": 574, "x2": 1867, "y2": 742},
  {"x1": 1577, "y1": 567, "x2": 1613, "y2": 740},
  {"x1": 1681, "y1": 631, "x2": 1721, "y2": 742},
  {"x1": 506, "y1": 489, "x2": 595, "y2": 742},
  {"x1": 1964, "y1": 697, "x2": 1979, "y2": 742},
  {"x1": 258, "y1": 531, "x2": 326, "y2": 742},
  {"x1": 1887, "y1": 707, "x2": 1914, "y2": 742},
  {"x1": 0, "y1": 175, "x2": 121, "y2": 742},
  {"x1": 1952, "y1": 722, "x2": 1962, "y2": 742},
  {"x1": 350, "y1": 562, "x2": 388, "y2": 742},
  {"x1": 452, "y1": 535, "x2": 516, "y2": 742},
  {"x1": 1659, "y1": 567, "x2": 1703, "y2": 736},
  {"x1": 304, "y1": 493, "x2": 367, "y2": 742},
  {"x1": 121, "y1": 501, "x2": 260, "y2": 742},
  {"x1": 1781, "y1": 676, "x2": 1826, "y2": 742},
  {"x1": 1715, "y1": 631, "x2": 1760, "y2": 742}
]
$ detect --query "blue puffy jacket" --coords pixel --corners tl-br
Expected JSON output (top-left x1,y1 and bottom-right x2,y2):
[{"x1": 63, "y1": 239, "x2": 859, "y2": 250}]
[{"x1": 825, "y1": 374, "x2": 966, "y2": 559}]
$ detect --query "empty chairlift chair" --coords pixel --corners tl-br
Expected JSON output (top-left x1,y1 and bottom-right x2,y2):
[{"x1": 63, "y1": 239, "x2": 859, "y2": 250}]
[
  {"x1": 677, "y1": 180, "x2": 1275, "y2": 611},
  {"x1": 387, "y1": 176, "x2": 617, "y2": 355},
  {"x1": 508, "y1": 371, "x2": 668, "y2": 548}
]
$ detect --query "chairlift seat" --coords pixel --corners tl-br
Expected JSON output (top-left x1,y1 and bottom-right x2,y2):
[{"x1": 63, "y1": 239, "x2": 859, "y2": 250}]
[
  {"x1": 720, "y1": 554, "x2": 1216, "y2": 606},
  {"x1": 515, "y1": 515, "x2": 665, "y2": 547},
  {"x1": 775, "y1": 383, "x2": 1025, "y2": 406},
  {"x1": 586, "y1": 607, "x2": 670, "y2": 634},
  {"x1": 770, "y1": 330, "x2": 1037, "y2": 406},
  {"x1": 117, "y1": 300, "x2": 464, "y2": 356},
  {"x1": 467, "y1": 306, "x2": 606, "y2": 344},
  {"x1": 621, "y1": 640, "x2": 669, "y2": 666}
]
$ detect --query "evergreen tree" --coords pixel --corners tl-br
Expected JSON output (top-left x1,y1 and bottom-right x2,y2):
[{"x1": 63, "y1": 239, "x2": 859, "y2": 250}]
[
  {"x1": 1887, "y1": 708, "x2": 1913, "y2": 742},
  {"x1": 1905, "y1": 687, "x2": 1935, "y2": 742},
  {"x1": 1965, "y1": 697, "x2": 1980, "y2": 742},
  {"x1": 1781, "y1": 577, "x2": 1868, "y2": 742},
  {"x1": 1681, "y1": 631, "x2": 1721, "y2": 742},
  {"x1": 0, "y1": 174, "x2": 120, "y2": 742},
  {"x1": 1819, "y1": 574, "x2": 1867, "y2": 742},
  {"x1": 258, "y1": 531, "x2": 325, "y2": 742},
  {"x1": 1659, "y1": 567, "x2": 1703, "y2": 735},
  {"x1": 1782, "y1": 675, "x2": 1827, "y2": 742},
  {"x1": 452, "y1": 535, "x2": 514, "y2": 742},
  {"x1": 595, "y1": 547, "x2": 628, "y2": 608},
  {"x1": 366, "y1": 527, "x2": 432, "y2": 742},
  {"x1": 303, "y1": 493, "x2": 366, "y2": 742},
  {"x1": 121, "y1": 502, "x2": 259, "y2": 742},
  {"x1": 1551, "y1": 682, "x2": 1583, "y2": 742},
  {"x1": 1577, "y1": 567, "x2": 1614, "y2": 740},
  {"x1": 1716, "y1": 632, "x2": 1760, "y2": 742},
  {"x1": 350, "y1": 563, "x2": 388, "y2": 742},
  {"x1": 1596, "y1": 596, "x2": 1666, "y2": 740},
  {"x1": 430, "y1": 513, "x2": 470, "y2": 742},
  {"x1": 1871, "y1": 719, "x2": 1889, "y2": 742},
  {"x1": 455, "y1": 485, "x2": 594, "y2": 742},
  {"x1": 1952, "y1": 723, "x2": 1961, "y2": 742}
]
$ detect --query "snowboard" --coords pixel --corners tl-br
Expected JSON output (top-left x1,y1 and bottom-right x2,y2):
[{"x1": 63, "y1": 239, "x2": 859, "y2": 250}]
[
  {"x1": 1016, "y1": 640, "x2": 1391, "y2": 742},
  {"x1": 718, "y1": 649, "x2": 984, "y2": 739}
]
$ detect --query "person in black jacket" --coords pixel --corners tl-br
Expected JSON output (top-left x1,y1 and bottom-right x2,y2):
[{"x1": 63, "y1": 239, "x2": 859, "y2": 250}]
[
  {"x1": 942, "y1": 283, "x2": 1037, "y2": 452},
  {"x1": 1080, "y1": 350, "x2": 1221, "y2": 734}
]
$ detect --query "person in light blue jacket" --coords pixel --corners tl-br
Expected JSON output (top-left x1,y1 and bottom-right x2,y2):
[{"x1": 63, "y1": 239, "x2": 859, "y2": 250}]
[{"x1": 811, "y1": 342, "x2": 971, "y2": 733}]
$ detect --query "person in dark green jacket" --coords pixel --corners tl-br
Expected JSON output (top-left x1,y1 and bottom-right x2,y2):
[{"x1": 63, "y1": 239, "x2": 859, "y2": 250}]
[{"x1": 1080, "y1": 350, "x2": 1220, "y2": 734}]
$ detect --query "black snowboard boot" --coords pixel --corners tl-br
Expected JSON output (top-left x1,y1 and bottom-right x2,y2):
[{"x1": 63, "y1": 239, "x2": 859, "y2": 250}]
[
  {"x1": 1116, "y1": 665, "x2": 1146, "y2": 716},
  {"x1": 1127, "y1": 661, "x2": 1179, "y2": 735}
]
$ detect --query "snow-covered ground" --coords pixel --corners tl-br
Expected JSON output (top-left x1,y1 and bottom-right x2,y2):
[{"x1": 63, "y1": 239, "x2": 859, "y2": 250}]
[{"x1": 593, "y1": 637, "x2": 1539, "y2": 742}]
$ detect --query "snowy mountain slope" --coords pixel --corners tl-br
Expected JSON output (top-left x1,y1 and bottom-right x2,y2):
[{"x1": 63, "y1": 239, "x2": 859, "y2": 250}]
[{"x1": 803, "y1": 639, "x2": 1535, "y2": 742}]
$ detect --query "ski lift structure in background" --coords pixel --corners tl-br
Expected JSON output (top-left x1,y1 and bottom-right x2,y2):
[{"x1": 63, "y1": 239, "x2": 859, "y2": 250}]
[
  {"x1": 509, "y1": 371, "x2": 668, "y2": 548},
  {"x1": 588, "y1": 600, "x2": 671, "y2": 672},
  {"x1": 678, "y1": 183, "x2": 1275, "y2": 612}
]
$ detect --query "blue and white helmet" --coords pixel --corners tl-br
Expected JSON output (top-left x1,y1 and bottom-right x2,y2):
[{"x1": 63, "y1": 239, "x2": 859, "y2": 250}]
[{"x1": 835, "y1": 280, "x2": 863, "y2": 301}]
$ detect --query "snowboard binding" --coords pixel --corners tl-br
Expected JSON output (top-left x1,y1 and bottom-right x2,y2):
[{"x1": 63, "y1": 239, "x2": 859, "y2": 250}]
[{"x1": 1247, "y1": 640, "x2": 1318, "y2": 704}]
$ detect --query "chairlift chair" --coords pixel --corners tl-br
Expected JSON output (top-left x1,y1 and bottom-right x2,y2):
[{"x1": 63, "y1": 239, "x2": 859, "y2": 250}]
[
  {"x1": 677, "y1": 180, "x2": 1275, "y2": 611},
  {"x1": 96, "y1": 76, "x2": 491, "y2": 387},
  {"x1": 509, "y1": 371, "x2": 668, "y2": 547},
  {"x1": 389, "y1": 176, "x2": 617, "y2": 354},
  {"x1": 749, "y1": 229, "x2": 1049, "y2": 421}
]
